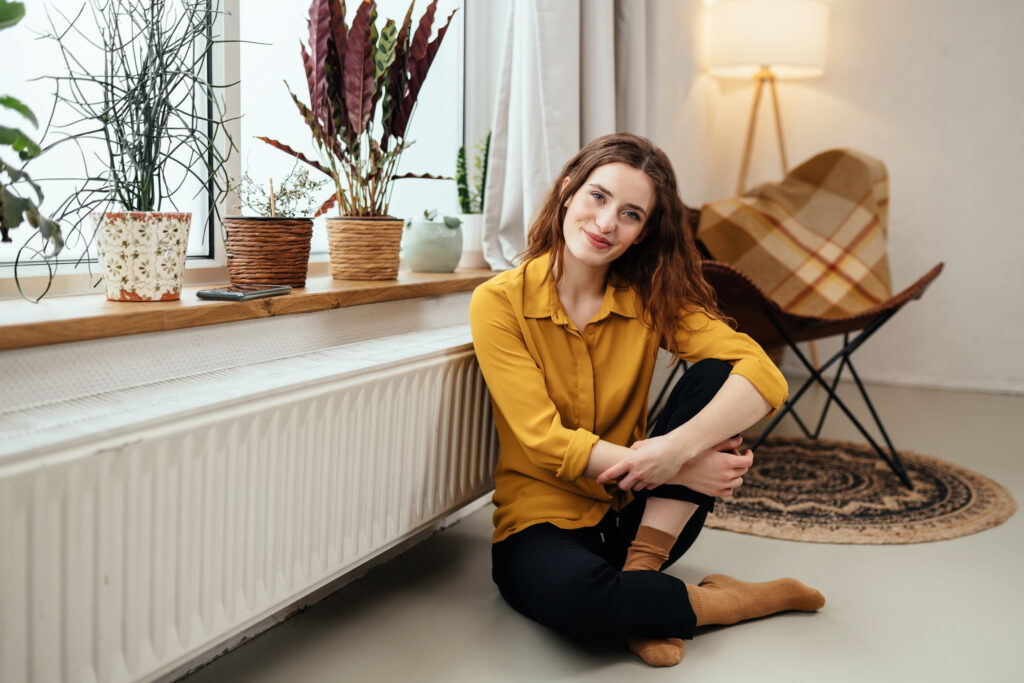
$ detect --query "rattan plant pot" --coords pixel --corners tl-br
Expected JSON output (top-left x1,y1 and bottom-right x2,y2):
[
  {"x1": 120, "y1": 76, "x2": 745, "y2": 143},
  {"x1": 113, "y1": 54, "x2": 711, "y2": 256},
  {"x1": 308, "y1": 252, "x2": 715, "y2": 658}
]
[
  {"x1": 325, "y1": 216, "x2": 403, "y2": 280},
  {"x1": 224, "y1": 216, "x2": 314, "y2": 288}
]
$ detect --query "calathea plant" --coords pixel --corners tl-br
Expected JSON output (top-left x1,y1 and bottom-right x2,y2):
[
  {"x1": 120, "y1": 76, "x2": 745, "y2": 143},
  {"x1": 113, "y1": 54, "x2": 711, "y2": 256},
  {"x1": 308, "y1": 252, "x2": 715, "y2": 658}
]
[{"x1": 259, "y1": 0, "x2": 456, "y2": 218}]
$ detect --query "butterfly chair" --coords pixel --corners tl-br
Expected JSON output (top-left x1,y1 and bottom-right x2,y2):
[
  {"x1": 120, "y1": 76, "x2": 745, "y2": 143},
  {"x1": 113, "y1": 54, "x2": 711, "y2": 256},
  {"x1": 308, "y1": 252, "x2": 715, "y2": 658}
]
[{"x1": 661, "y1": 150, "x2": 944, "y2": 488}]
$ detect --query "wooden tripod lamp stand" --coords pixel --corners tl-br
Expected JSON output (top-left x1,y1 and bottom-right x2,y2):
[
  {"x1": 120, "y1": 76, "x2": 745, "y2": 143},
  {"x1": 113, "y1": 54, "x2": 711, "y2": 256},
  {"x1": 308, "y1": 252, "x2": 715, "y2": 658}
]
[{"x1": 706, "y1": 0, "x2": 829, "y2": 195}]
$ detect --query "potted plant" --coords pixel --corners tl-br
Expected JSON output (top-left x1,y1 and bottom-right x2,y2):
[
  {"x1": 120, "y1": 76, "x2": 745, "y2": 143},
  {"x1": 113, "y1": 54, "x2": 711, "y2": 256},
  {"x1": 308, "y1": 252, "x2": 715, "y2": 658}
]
[
  {"x1": 455, "y1": 131, "x2": 489, "y2": 269},
  {"x1": 225, "y1": 167, "x2": 327, "y2": 288},
  {"x1": 401, "y1": 209, "x2": 461, "y2": 272},
  {"x1": 41, "y1": 0, "x2": 234, "y2": 302},
  {"x1": 259, "y1": 0, "x2": 456, "y2": 280},
  {"x1": 1, "y1": 0, "x2": 64, "y2": 300}
]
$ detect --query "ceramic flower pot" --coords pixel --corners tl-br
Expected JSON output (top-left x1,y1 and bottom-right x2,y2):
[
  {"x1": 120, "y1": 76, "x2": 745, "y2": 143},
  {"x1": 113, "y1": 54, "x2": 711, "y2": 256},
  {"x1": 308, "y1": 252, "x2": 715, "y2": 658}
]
[
  {"x1": 325, "y1": 216, "x2": 403, "y2": 280},
  {"x1": 401, "y1": 218, "x2": 463, "y2": 273},
  {"x1": 94, "y1": 211, "x2": 191, "y2": 301},
  {"x1": 224, "y1": 216, "x2": 314, "y2": 288},
  {"x1": 457, "y1": 213, "x2": 489, "y2": 269}
]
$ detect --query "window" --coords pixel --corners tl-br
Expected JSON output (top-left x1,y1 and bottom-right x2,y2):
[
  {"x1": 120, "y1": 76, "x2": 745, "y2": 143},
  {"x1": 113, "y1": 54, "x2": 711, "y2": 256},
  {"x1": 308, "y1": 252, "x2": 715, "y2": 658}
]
[
  {"x1": 1, "y1": 0, "x2": 465, "y2": 290},
  {"x1": 0, "y1": 1, "x2": 217, "y2": 272}
]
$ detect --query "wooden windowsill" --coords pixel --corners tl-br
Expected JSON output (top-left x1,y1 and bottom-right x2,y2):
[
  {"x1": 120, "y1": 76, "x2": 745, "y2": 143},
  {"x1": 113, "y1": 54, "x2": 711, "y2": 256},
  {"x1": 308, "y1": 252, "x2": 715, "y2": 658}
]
[{"x1": 0, "y1": 269, "x2": 495, "y2": 351}]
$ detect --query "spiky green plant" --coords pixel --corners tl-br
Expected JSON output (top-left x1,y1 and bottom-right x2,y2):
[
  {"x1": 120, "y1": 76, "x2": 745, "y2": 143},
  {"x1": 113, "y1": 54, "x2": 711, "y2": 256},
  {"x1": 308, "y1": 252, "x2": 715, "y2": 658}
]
[{"x1": 455, "y1": 131, "x2": 489, "y2": 214}]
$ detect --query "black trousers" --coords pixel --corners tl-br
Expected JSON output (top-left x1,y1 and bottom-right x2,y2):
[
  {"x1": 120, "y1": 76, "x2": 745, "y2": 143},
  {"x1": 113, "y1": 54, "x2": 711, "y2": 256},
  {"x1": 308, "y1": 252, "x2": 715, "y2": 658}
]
[{"x1": 491, "y1": 358, "x2": 733, "y2": 643}]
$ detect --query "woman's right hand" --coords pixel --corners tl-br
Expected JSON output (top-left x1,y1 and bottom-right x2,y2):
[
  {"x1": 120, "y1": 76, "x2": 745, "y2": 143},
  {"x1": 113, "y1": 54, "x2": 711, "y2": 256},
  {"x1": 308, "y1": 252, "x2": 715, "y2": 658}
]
[{"x1": 673, "y1": 436, "x2": 752, "y2": 497}]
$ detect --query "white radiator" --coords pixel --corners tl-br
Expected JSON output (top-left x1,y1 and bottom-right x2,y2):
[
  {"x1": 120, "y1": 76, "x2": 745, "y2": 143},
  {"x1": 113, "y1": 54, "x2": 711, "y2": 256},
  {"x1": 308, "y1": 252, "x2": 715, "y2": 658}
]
[{"x1": 0, "y1": 325, "x2": 497, "y2": 683}]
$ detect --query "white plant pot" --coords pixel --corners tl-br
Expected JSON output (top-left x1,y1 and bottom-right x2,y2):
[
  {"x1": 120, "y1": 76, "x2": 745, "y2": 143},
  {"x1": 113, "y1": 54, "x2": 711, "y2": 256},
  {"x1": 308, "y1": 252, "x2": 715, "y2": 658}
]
[
  {"x1": 94, "y1": 211, "x2": 192, "y2": 301},
  {"x1": 457, "y1": 213, "x2": 489, "y2": 269},
  {"x1": 401, "y1": 220, "x2": 463, "y2": 273}
]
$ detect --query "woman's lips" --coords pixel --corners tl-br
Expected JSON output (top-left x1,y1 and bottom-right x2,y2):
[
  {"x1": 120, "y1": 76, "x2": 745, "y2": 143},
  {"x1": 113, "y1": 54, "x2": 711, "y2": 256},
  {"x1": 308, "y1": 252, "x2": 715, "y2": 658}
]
[{"x1": 583, "y1": 229, "x2": 611, "y2": 249}]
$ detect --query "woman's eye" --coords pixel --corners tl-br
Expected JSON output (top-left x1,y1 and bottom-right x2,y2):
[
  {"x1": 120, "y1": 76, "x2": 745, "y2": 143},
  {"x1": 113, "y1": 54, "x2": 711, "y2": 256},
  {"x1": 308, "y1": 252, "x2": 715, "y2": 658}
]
[
  {"x1": 624, "y1": 210, "x2": 640, "y2": 221},
  {"x1": 590, "y1": 192, "x2": 604, "y2": 202}
]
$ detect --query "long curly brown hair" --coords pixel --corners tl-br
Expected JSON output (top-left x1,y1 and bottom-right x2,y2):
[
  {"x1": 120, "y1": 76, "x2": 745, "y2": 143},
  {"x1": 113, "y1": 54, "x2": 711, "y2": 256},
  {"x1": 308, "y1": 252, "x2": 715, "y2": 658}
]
[{"x1": 521, "y1": 133, "x2": 727, "y2": 354}]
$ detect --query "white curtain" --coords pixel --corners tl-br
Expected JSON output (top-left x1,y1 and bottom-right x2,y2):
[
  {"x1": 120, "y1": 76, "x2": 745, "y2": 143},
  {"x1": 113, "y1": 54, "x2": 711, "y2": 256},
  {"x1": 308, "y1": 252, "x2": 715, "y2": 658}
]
[{"x1": 481, "y1": 0, "x2": 652, "y2": 270}]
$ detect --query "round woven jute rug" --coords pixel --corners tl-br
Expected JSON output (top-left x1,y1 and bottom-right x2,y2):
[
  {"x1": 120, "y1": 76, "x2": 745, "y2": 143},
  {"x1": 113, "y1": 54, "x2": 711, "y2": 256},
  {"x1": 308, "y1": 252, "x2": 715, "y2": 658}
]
[{"x1": 705, "y1": 436, "x2": 1017, "y2": 544}]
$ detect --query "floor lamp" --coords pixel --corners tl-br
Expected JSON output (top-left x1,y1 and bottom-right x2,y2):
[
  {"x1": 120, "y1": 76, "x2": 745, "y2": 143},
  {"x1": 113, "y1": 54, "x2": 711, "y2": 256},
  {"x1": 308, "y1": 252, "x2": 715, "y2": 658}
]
[
  {"x1": 707, "y1": 0, "x2": 829, "y2": 365},
  {"x1": 706, "y1": 0, "x2": 829, "y2": 195}
]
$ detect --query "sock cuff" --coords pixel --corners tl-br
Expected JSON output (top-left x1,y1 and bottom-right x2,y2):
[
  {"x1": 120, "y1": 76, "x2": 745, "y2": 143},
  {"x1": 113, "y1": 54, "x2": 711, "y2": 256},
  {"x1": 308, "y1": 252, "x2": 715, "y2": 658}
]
[
  {"x1": 685, "y1": 584, "x2": 707, "y2": 626},
  {"x1": 633, "y1": 525, "x2": 678, "y2": 551}
]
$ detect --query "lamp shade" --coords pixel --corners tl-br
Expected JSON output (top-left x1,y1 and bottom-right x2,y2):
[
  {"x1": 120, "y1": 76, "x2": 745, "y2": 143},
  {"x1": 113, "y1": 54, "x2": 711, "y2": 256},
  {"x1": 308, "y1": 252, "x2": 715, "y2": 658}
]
[{"x1": 707, "y1": 0, "x2": 828, "y2": 79}]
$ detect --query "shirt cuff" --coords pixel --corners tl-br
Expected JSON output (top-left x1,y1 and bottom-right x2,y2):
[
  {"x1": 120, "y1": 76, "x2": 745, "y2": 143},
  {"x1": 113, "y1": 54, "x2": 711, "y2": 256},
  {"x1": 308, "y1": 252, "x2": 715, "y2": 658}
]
[
  {"x1": 555, "y1": 428, "x2": 601, "y2": 482},
  {"x1": 730, "y1": 358, "x2": 789, "y2": 417}
]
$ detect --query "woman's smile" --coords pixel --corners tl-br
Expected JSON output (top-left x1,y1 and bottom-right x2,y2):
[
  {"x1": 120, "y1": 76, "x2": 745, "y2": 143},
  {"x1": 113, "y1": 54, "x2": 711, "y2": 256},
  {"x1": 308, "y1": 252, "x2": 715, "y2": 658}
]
[{"x1": 583, "y1": 229, "x2": 612, "y2": 249}]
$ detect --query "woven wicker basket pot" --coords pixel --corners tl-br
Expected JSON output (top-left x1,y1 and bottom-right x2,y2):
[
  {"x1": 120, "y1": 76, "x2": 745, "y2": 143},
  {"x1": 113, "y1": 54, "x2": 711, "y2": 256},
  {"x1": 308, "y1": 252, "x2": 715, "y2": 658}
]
[
  {"x1": 325, "y1": 216, "x2": 403, "y2": 280},
  {"x1": 224, "y1": 216, "x2": 314, "y2": 288},
  {"x1": 94, "y1": 211, "x2": 191, "y2": 301}
]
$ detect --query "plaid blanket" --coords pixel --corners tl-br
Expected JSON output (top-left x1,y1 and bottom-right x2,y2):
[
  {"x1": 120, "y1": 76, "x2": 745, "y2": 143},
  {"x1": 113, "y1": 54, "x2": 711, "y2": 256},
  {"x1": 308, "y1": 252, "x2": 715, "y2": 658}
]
[{"x1": 697, "y1": 149, "x2": 893, "y2": 319}]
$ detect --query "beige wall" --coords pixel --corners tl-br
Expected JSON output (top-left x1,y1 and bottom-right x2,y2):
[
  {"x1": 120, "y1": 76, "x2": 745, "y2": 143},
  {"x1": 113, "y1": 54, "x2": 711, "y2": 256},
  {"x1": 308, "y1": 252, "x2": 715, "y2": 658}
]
[
  {"x1": 467, "y1": 0, "x2": 1023, "y2": 394},
  {"x1": 655, "y1": 0, "x2": 1024, "y2": 394}
]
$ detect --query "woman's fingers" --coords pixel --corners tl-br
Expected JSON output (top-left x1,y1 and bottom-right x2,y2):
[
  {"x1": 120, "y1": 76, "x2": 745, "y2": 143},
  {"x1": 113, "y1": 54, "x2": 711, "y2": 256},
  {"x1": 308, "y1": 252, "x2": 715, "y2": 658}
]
[
  {"x1": 712, "y1": 435, "x2": 744, "y2": 452},
  {"x1": 596, "y1": 459, "x2": 630, "y2": 484}
]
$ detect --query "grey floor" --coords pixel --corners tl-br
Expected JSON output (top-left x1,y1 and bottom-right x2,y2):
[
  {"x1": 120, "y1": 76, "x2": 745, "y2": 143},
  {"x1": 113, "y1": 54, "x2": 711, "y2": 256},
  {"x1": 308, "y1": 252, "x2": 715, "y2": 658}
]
[{"x1": 182, "y1": 381, "x2": 1024, "y2": 683}]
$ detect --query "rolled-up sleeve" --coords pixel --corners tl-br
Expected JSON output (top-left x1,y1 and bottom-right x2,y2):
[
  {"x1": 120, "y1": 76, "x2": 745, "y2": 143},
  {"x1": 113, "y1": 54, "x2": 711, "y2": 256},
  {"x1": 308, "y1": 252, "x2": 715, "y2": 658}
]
[
  {"x1": 470, "y1": 284, "x2": 599, "y2": 481},
  {"x1": 672, "y1": 309, "x2": 789, "y2": 415}
]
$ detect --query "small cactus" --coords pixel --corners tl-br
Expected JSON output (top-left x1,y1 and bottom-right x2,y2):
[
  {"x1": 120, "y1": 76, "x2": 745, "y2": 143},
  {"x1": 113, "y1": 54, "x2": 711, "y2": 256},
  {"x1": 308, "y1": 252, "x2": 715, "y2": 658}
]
[{"x1": 455, "y1": 132, "x2": 490, "y2": 214}]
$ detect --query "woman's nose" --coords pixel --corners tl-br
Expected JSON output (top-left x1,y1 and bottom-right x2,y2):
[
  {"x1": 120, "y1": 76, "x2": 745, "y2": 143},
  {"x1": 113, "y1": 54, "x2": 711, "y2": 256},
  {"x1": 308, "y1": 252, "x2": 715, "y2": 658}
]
[{"x1": 595, "y1": 207, "x2": 617, "y2": 232}]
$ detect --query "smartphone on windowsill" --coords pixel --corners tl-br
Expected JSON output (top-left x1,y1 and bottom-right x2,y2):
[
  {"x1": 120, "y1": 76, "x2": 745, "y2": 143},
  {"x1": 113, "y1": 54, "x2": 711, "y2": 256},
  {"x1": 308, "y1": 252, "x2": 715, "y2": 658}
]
[{"x1": 196, "y1": 284, "x2": 292, "y2": 301}]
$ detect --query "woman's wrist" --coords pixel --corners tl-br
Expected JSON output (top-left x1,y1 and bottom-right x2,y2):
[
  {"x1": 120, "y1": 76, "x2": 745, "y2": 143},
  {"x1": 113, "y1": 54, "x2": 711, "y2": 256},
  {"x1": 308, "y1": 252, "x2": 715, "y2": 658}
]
[{"x1": 664, "y1": 426, "x2": 699, "y2": 467}]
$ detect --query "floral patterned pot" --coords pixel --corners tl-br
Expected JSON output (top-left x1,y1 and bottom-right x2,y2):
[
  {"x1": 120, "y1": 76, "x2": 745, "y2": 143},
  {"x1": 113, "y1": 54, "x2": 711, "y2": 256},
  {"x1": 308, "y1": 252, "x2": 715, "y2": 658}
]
[{"x1": 94, "y1": 212, "x2": 192, "y2": 301}]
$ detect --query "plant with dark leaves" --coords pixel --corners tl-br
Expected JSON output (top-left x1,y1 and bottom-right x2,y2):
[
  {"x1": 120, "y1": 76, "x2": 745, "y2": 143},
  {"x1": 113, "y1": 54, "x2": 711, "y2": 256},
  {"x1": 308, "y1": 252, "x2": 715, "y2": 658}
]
[{"x1": 260, "y1": 0, "x2": 456, "y2": 218}]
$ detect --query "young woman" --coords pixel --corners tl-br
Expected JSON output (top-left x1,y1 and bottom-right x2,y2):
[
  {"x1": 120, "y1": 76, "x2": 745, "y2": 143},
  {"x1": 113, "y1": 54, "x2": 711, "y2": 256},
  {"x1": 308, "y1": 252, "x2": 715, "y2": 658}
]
[{"x1": 469, "y1": 133, "x2": 824, "y2": 668}]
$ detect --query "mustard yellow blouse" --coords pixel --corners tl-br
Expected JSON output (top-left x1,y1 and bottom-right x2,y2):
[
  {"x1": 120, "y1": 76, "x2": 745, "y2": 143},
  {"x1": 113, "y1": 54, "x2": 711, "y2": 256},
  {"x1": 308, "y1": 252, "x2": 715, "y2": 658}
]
[{"x1": 469, "y1": 253, "x2": 787, "y2": 543}]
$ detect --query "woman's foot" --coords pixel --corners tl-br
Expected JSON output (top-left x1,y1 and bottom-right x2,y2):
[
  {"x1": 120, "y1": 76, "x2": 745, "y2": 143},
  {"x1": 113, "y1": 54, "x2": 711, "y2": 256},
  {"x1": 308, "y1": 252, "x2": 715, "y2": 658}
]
[
  {"x1": 627, "y1": 636, "x2": 686, "y2": 667},
  {"x1": 622, "y1": 525, "x2": 686, "y2": 666},
  {"x1": 686, "y1": 574, "x2": 825, "y2": 626}
]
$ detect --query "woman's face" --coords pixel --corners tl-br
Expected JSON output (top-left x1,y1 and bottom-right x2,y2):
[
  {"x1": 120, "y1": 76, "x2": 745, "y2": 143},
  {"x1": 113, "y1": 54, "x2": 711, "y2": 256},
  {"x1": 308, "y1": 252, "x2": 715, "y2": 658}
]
[{"x1": 561, "y1": 162, "x2": 655, "y2": 271}]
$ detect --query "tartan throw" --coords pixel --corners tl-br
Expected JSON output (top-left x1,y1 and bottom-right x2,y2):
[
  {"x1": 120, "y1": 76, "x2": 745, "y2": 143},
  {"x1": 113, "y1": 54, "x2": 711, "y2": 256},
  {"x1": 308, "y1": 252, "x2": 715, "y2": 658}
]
[{"x1": 697, "y1": 149, "x2": 893, "y2": 319}]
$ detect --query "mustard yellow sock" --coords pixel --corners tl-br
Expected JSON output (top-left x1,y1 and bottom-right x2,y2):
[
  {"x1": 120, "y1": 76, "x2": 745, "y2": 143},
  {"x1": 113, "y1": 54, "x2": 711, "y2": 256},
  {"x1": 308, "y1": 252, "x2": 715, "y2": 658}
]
[
  {"x1": 686, "y1": 574, "x2": 826, "y2": 627},
  {"x1": 622, "y1": 525, "x2": 685, "y2": 667},
  {"x1": 622, "y1": 524, "x2": 676, "y2": 572},
  {"x1": 625, "y1": 636, "x2": 686, "y2": 667}
]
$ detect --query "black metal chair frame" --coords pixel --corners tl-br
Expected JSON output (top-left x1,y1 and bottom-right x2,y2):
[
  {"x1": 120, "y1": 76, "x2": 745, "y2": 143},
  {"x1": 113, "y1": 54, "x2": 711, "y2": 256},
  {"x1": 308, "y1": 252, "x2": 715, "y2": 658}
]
[
  {"x1": 649, "y1": 309, "x2": 912, "y2": 488},
  {"x1": 751, "y1": 307, "x2": 913, "y2": 488},
  {"x1": 648, "y1": 257, "x2": 943, "y2": 490}
]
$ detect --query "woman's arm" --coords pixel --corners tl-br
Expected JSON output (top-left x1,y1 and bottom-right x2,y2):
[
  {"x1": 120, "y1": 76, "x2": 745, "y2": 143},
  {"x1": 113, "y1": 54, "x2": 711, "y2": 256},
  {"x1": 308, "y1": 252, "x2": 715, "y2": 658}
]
[
  {"x1": 469, "y1": 282, "x2": 600, "y2": 481},
  {"x1": 594, "y1": 373, "x2": 768, "y2": 490},
  {"x1": 591, "y1": 307, "x2": 785, "y2": 492}
]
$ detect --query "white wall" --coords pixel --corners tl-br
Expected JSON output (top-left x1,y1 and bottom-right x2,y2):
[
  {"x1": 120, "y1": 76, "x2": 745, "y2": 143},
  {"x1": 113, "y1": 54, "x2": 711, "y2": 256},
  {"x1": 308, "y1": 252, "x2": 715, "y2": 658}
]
[
  {"x1": 464, "y1": 0, "x2": 1022, "y2": 394},
  {"x1": 649, "y1": 0, "x2": 1024, "y2": 395}
]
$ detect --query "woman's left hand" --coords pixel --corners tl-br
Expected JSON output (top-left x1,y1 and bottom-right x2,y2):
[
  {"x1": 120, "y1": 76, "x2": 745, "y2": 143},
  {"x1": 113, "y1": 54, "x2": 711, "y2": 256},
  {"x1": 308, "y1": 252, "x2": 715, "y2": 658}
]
[{"x1": 595, "y1": 434, "x2": 686, "y2": 490}]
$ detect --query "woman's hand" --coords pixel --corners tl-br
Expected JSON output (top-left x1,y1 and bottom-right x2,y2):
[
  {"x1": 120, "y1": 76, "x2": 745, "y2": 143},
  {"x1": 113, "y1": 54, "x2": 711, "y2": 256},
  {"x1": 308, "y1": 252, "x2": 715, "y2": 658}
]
[
  {"x1": 676, "y1": 437, "x2": 752, "y2": 497},
  {"x1": 596, "y1": 435, "x2": 752, "y2": 495},
  {"x1": 595, "y1": 433, "x2": 689, "y2": 490}
]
